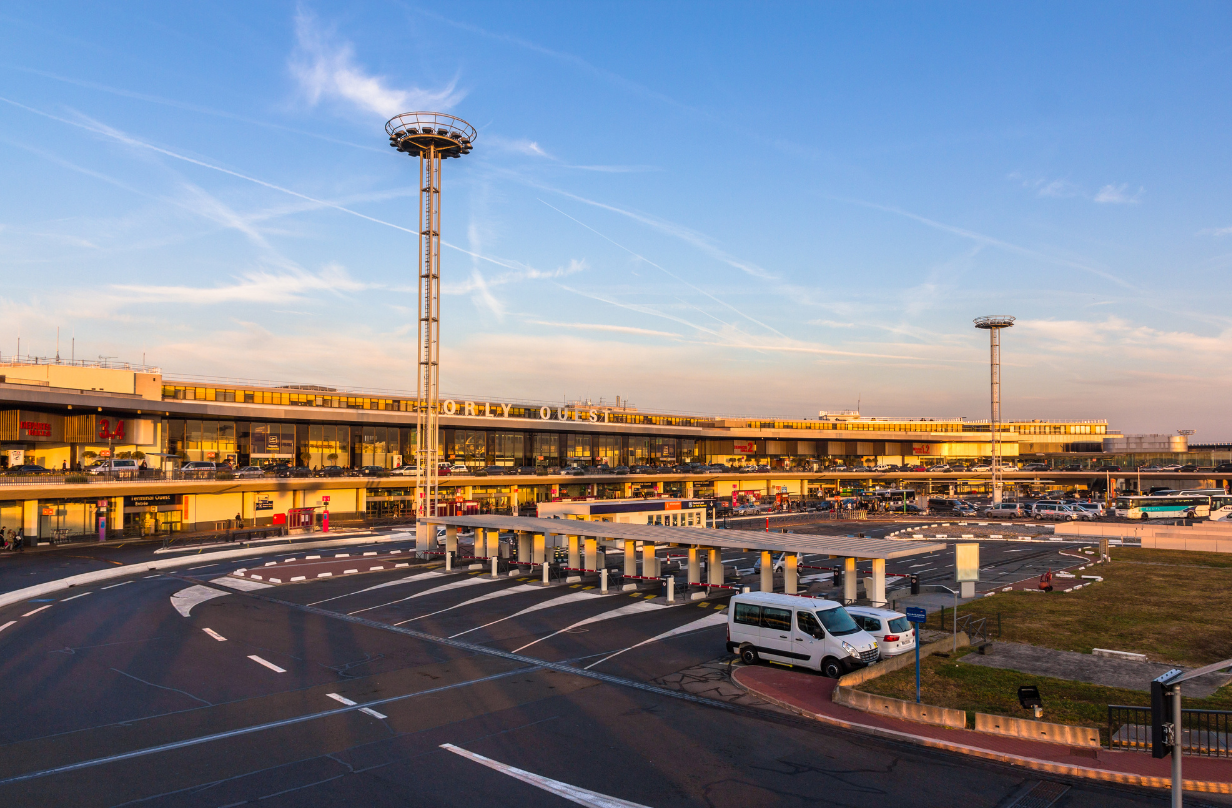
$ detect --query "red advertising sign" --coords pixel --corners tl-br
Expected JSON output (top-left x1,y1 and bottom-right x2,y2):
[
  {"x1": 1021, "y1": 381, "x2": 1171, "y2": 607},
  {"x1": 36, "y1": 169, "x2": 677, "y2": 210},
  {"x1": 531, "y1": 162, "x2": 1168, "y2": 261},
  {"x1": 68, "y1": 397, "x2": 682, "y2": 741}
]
[{"x1": 912, "y1": 444, "x2": 933, "y2": 455}]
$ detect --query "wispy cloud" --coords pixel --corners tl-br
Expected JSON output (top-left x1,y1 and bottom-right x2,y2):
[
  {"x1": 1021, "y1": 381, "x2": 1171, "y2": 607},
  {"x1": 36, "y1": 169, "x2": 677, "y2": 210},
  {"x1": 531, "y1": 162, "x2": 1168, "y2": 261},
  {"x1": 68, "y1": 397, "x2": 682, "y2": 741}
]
[
  {"x1": 529, "y1": 321, "x2": 682, "y2": 338},
  {"x1": 289, "y1": 8, "x2": 463, "y2": 117},
  {"x1": 111, "y1": 263, "x2": 369, "y2": 304},
  {"x1": 840, "y1": 196, "x2": 1135, "y2": 289},
  {"x1": 1198, "y1": 226, "x2": 1232, "y2": 237},
  {"x1": 1094, "y1": 183, "x2": 1144, "y2": 205}
]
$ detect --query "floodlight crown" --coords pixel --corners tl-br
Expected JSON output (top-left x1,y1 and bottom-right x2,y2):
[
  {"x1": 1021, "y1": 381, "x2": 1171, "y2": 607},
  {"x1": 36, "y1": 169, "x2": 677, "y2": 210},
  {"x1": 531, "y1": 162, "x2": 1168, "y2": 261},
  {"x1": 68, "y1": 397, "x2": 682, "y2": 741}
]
[
  {"x1": 974, "y1": 315, "x2": 1016, "y2": 329},
  {"x1": 386, "y1": 112, "x2": 477, "y2": 158}
]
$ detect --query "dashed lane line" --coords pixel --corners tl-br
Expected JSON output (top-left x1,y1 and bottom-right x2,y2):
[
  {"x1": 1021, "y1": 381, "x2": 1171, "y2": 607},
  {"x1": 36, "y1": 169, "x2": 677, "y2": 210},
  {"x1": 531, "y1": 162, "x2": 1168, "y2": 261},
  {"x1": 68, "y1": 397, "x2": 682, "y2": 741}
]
[
  {"x1": 247, "y1": 655, "x2": 287, "y2": 673},
  {"x1": 0, "y1": 667, "x2": 534, "y2": 787},
  {"x1": 326, "y1": 692, "x2": 387, "y2": 720},
  {"x1": 0, "y1": 621, "x2": 15, "y2": 633},
  {"x1": 441, "y1": 744, "x2": 650, "y2": 808},
  {"x1": 202, "y1": 628, "x2": 226, "y2": 642},
  {"x1": 22, "y1": 605, "x2": 52, "y2": 617},
  {"x1": 100, "y1": 581, "x2": 132, "y2": 590},
  {"x1": 60, "y1": 591, "x2": 93, "y2": 601}
]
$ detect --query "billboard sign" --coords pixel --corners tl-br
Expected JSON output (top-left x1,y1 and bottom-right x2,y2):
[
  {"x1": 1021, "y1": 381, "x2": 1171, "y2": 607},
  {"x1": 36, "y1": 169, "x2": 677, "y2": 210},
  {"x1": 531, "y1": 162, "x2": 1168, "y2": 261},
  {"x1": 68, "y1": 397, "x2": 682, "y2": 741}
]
[{"x1": 955, "y1": 542, "x2": 980, "y2": 582}]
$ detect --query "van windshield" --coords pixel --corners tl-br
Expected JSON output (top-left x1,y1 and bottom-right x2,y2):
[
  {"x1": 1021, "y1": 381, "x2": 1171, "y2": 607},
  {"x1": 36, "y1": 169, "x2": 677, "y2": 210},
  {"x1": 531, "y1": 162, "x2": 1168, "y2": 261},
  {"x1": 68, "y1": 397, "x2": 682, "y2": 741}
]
[{"x1": 816, "y1": 606, "x2": 861, "y2": 636}]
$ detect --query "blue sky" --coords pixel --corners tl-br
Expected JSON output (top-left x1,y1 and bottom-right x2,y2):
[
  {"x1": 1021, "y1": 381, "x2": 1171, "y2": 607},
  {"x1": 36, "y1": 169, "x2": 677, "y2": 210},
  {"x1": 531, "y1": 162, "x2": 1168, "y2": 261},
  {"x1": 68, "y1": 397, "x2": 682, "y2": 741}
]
[{"x1": 2, "y1": 2, "x2": 1230, "y2": 437}]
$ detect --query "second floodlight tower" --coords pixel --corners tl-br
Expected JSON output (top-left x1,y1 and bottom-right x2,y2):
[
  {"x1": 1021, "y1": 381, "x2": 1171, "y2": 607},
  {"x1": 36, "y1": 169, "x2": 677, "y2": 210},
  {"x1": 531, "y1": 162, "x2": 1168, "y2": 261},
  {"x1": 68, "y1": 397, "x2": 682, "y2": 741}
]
[
  {"x1": 386, "y1": 112, "x2": 476, "y2": 528},
  {"x1": 974, "y1": 315, "x2": 1015, "y2": 504}
]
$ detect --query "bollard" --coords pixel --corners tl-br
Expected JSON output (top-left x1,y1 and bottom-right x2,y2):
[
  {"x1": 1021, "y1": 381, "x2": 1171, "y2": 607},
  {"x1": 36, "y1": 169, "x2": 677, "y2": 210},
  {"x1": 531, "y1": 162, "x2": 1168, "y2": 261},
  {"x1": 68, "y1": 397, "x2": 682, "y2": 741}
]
[
  {"x1": 491, "y1": 556, "x2": 499, "y2": 578},
  {"x1": 600, "y1": 568, "x2": 608, "y2": 594},
  {"x1": 667, "y1": 575, "x2": 675, "y2": 603},
  {"x1": 542, "y1": 562, "x2": 549, "y2": 585},
  {"x1": 445, "y1": 551, "x2": 452, "y2": 572},
  {"x1": 742, "y1": 586, "x2": 751, "y2": 593}
]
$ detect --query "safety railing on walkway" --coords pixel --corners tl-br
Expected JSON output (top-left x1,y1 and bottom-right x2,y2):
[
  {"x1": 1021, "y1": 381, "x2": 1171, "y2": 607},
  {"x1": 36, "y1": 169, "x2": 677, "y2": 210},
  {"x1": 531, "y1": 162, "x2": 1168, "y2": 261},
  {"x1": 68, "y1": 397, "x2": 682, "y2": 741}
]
[{"x1": 1108, "y1": 704, "x2": 1231, "y2": 756}]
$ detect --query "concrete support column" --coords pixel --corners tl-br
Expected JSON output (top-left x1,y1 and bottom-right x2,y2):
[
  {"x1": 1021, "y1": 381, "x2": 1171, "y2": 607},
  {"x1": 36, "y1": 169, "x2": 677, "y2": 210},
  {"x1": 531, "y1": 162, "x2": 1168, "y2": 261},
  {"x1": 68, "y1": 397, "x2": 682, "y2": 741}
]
[
  {"x1": 474, "y1": 528, "x2": 487, "y2": 558},
  {"x1": 684, "y1": 481, "x2": 693, "y2": 498},
  {"x1": 870, "y1": 559, "x2": 886, "y2": 607},
  {"x1": 843, "y1": 557, "x2": 857, "y2": 604},
  {"x1": 517, "y1": 532, "x2": 530, "y2": 564},
  {"x1": 687, "y1": 548, "x2": 700, "y2": 586},
  {"x1": 567, "y1": 535, "x2": 581, "y2": 582},
  {"x1": 760, "y1": 550, "x2": 773, "y2": 592},
  {"x1": 642, "y1": 543, "x2": 659, "y2": 578},
  {"x1": 623, "y1": 540, "x2": 637, "y2": 580},
  {"x1": 446, "y1": 525, "x2": 457, "y2": 554},
  {"x1": 707, "y1": 548, "x2": 723, "y2": 586},
  {"x1": 415, "y1": 521, "x2": 430, "y2": 551},
  {"x1": 584, "y1": 537, "x2": 598, "y2": 572},
  {"x1": 22, "y1": 500, "x2": 38, "y2": 542},
  {"x1": 784, "y1": 553, "x2": 798, "y2": 595},
  {"x1": 532, "y1": 533, "x2": 546, "y2": 564}
]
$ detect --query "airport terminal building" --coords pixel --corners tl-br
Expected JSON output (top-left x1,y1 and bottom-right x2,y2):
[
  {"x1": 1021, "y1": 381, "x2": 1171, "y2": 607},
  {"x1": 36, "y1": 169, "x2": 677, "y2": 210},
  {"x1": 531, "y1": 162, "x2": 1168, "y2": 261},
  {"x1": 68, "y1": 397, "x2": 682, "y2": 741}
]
[{"x1": 0, "y1": 359, "x2": 1219, "y2": 540}]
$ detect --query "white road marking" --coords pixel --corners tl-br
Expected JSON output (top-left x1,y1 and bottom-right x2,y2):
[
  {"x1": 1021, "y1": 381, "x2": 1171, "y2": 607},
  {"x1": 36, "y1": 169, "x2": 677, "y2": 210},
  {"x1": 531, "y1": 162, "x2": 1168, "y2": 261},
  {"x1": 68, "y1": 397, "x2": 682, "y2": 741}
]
[
  {"x1": 144, "y1": 574, "x2": 162, "y2": 579},
  {"x1": 247, "y1": 655, "x2": 286, "y2": 673},
  {"x1": 585, "y1": 611, "x2": 729, "y2": 670},
  {"x1": 395, "y1": 584, "x2": 541, "y2": 625},
  {"x1": 306, "y1": 570, "x2": 443, "y2": 606},
  {"x1": 0, "y1": 620, "x2": 16, "y2": 633},
  {"x1": 210, "y1": 576, "x2": 273, "y2": 592},
  {"x1": 61, "y1": 591, "x2": 93, "y2": 601},
  {"x1": 101, "y1": 582, "x2": 131, "y2": 590},
  {"x1": 513, "y1": 600, "x2": 667, "y2": 654},
  {"x1": 202, "y1": 628, "x2": 227, "y2": 641},
  {"x1": 450, "y1": 590, "x2": 607, "y2": 638},
  {"x1": 360, "y1": 707, "x2": 387, "y2": 719},
  {"x1": 327, "y1": 693, "x2": 357, "y2": 705},
  {"x1": 170, "y1": 585, "x2": 228, "y2": 617},
  {"x1": 22, "y1": 605, "x2": 52, "y2": 617},
  {"x1": 440, "y1": 744, "x2": 650, "y2": 808},
  {"x1": 350, "y1": 575, "x2": 502, "y2": 615},
  {"x1": 187, "y1": 565, "x2": 216, "y2": 571}
]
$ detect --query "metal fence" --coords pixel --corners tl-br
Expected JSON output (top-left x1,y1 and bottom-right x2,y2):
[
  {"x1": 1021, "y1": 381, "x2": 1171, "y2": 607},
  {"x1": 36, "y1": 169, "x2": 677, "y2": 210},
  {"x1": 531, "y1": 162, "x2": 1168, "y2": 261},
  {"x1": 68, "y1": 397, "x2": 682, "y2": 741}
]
[{"x1": 1108, "y1": 704, "x2": 1231, "y2": 756}]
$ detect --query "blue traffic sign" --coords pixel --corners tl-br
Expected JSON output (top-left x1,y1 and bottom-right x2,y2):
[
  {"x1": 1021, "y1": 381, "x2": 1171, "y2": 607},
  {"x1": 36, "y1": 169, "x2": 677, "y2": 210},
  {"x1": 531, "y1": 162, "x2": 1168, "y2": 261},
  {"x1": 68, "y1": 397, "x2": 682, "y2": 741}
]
[{"x1": 905, "y1": 606, "x2": 927, "y2": 623}]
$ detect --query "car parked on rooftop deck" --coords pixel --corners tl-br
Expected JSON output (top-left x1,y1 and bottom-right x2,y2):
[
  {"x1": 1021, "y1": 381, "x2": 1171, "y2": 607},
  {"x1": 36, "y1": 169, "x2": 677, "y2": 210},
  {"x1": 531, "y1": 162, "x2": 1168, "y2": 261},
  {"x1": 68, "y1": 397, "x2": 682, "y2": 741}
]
[
  {"x1": 606, "y1": 465, "x2": 630, "y2": 475},
  {"x1": 6, "y1": 463, "x2": 52, "y2": 476},
  {"x1": 560, "y1": 465, "x2": 586, "y2": 476},
  {"x1": 235, "y1": 465, "x2": 265, "y2": 478},
  {"x1": 316, "y1": 465, "x2": 349, "y2": 478},
  {"x1": 390, "y1": 464, "x2": 418, "y2": 476},
  {"x1": 356, "y1": 465, "x2": 388, "y2": 477},
  {"x1": 1022, "y1": 463, "x2": 1050, "y2": 471}
]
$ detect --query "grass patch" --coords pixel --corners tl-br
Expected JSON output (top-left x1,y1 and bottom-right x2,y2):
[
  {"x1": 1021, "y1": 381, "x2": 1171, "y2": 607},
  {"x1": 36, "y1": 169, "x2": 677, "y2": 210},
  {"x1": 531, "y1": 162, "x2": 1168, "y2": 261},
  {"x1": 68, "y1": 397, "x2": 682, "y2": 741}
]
[
  {"x1": 952, "y1": 547, "x2": 1232, "y2": 666},
  {"x1": 858, "y1": 647, "x2": 1232, "y2": 739}
]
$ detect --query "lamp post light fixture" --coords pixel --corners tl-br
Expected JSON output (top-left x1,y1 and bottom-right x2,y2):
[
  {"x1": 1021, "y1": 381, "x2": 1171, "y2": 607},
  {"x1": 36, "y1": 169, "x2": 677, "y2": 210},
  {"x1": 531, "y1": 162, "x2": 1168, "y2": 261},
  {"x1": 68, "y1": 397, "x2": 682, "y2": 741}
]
[
  {"x1": 385, "y1": 112, "x2": 476, "y2": 534},
  {"x1": 974, "y1": 316, "x2": 1015, "y2": 504}
]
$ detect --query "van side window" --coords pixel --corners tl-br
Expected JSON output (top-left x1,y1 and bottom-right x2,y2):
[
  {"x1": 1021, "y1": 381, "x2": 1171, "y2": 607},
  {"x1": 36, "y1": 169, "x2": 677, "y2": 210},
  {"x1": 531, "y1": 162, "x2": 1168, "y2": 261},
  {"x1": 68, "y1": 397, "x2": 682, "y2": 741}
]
[
  {"x1": 733, "y1": 603, "x2": 761, "y2": 627},
  {"x1": 796, "y1": 610, "x2": 824, "y2": 638},
  {"x1": 760, "y1": 607, "x2": 792, "y2": 632}
]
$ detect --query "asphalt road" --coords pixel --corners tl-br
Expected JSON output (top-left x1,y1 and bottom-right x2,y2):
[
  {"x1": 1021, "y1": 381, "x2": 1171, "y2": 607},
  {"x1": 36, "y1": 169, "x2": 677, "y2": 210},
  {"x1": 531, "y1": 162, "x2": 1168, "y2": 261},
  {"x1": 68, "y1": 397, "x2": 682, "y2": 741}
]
[{"x1": 0, "y1": 544, "x2": 1196, "y2": 807}]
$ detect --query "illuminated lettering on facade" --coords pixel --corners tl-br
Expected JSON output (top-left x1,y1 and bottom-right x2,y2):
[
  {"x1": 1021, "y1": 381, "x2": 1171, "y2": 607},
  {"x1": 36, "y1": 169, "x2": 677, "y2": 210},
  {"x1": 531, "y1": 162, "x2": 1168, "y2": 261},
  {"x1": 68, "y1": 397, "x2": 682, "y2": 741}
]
[{"x1": 444, "y1": 401, "x2": 611, "y2": 423}]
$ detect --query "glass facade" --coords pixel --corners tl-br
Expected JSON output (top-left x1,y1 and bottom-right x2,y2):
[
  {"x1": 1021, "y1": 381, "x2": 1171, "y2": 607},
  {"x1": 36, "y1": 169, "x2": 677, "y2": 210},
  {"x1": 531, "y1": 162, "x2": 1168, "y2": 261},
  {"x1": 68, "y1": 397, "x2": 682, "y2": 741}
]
[
  {"x1": 493, "y1": 432, "x2": 524, "y2": 466},
  {"x1": 251, "y1": 423, "x2": 296, "y2": 461},
  {"x1": 532, "y1": 433, "x2": 559, "y2": 467},
  {"x1": 308, "y1": 425, "x2": 351, "y2": 468},
  {"x1": 566, "y1": 434, "x2": 592, "y2": 462}
]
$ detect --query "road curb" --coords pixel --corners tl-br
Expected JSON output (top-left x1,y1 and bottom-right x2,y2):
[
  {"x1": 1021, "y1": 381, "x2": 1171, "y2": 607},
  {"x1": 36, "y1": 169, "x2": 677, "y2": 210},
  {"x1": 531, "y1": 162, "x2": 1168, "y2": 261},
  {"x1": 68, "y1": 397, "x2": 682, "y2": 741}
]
[
  {"x1": 0, "y1": 532, "x2": 416, "y2": 610},
  {"x1": 730, "y1": 667, "x2": 1231, "y2": 794}
]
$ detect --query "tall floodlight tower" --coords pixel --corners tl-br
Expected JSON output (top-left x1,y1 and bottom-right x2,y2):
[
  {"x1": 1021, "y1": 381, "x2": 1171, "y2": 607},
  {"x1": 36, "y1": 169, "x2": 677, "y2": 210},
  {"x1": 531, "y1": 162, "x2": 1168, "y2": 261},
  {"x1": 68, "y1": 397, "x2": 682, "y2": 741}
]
[
  {"x1": 974, "y1": 316, "x2": 1016, "y2": 504},
  {"x1": 385, "y1": 112, "x2": 476, "y2": 537}
]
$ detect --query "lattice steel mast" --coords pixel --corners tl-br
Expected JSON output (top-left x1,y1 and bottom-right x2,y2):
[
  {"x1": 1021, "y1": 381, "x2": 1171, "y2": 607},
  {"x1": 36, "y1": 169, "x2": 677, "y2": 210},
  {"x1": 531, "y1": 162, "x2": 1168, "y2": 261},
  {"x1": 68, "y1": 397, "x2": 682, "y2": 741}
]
[
  {"x1": 385, "y1": 113, "x2": 475, "y2": 532},
  {"x1": 974, "y1": 316, "x2": 1015, "y2": 504}
]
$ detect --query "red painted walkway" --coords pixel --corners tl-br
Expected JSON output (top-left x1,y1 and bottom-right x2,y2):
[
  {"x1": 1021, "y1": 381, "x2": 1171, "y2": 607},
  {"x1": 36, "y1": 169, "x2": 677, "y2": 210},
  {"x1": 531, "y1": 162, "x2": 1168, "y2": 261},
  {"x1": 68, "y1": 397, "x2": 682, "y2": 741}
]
[{"x1": 733, "y1": 664, "x2": 1232, "y2": 794}]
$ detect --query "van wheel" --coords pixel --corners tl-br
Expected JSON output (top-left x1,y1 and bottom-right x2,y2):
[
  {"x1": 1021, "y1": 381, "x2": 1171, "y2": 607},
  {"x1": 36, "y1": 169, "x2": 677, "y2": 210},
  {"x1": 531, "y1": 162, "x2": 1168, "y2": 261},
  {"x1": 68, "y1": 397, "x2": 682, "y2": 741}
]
[
  {"x1": 821, "y1": 657, "x2": 843, "y2": 679},
  {"x1": 739, "y1": 645, "x2": 759, "y2": 665}
]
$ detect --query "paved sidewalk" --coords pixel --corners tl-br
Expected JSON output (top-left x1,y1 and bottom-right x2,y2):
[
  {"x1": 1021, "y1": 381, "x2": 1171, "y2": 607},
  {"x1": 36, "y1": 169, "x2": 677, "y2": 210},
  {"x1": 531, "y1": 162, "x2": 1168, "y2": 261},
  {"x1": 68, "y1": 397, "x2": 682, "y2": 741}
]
[{"x1": 733, "y1": 664, "x2": 1232, "y2": 795}]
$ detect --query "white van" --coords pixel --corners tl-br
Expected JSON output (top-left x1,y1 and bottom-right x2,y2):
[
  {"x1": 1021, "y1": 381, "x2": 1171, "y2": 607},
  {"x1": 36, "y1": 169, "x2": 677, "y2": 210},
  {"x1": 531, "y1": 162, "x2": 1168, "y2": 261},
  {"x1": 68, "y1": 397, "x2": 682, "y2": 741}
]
[
  {"x1": 845, "y1": 606, "x2": 916, "y2": 657},
  {"x1": 726, "y1": 592, "x2": 880, "y2": 678}
]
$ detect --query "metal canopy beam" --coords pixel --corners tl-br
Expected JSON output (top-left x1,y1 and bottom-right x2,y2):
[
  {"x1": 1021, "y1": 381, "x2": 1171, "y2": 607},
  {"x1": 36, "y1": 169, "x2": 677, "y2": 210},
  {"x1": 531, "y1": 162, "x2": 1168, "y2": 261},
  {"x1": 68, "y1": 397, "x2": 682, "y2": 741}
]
[{"x1": 420, "y1": 515, "x2": 944, "y2": 560}]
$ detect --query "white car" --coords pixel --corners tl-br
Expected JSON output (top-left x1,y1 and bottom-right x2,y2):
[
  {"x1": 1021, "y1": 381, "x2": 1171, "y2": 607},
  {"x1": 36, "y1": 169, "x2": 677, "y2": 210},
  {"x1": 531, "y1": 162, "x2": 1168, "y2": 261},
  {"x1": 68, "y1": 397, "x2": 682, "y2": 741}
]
[
  {"x1": 86, "y1": 458, "x2": 140, "y2": 477},
  {"x1": 872, "y1": 464, "x2": 893, "y2": 472},
  {"x1": 846, "y1": 606, "x2": 917, "y2": 657},
  {"x1": 1034, "y1": 502, "x2": 1079, "y2": 520},
  {"x1": 1072, "y1": 502, "x2": 1105, "y2": 518},
  {"x1": 926, "y1": 464, "x2": 951, "y2": 472},
  {"x1": 448, "y1": 464, "x2": 469, "y2": 474},
  {"x1": 234, "y1": 465, "x2": 265, "y2": 478},
  {"x1": 726, "y1": 592, "x2": 880, "y2": 678},
  {"x1": 969, "y1": 464, "x2": 992, "y2": 472},
  {"x1": 390, "y1": 465, "x2": 418, "y2": 476}
]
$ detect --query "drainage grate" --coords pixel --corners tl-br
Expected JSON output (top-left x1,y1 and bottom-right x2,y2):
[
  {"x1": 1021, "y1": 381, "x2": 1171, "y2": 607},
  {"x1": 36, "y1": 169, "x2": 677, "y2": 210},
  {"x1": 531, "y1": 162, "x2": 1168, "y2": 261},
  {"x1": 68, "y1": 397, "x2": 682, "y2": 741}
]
[{"x1": 1010, "y1": 781, "x2": 1070, "y2": 808}]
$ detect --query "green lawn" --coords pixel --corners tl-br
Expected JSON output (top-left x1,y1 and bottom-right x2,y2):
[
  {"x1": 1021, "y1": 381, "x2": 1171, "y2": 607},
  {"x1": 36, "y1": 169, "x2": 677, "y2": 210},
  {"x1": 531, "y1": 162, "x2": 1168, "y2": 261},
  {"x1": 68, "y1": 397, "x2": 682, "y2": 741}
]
[
  {"x1": 945, "y1": 547, "x2": 1232, "y2": 667},
  {"x1": 858, "y1": 647, "x2": 1232, "y2": 741}
]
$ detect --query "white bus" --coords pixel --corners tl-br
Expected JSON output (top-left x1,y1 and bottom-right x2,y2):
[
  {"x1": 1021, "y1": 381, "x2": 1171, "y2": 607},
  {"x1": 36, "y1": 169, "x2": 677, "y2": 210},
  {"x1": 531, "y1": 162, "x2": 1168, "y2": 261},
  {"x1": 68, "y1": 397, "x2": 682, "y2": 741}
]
[
  {"x1": 1114, "y1": 495, "x2": 1208, "y2": 520},
  {"x1": 1176, "y1": 490, "x2": 1232, "y2": 521}
]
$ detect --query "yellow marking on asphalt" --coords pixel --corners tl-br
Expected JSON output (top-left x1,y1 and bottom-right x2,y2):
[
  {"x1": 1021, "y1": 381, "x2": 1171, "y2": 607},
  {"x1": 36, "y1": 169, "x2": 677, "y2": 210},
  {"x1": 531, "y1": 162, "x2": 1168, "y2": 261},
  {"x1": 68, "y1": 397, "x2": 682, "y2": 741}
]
[{"x1": 582, "y1": 586, "x2": 595, "y2": 590}]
